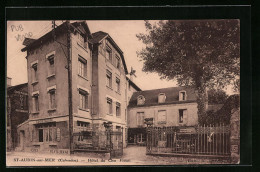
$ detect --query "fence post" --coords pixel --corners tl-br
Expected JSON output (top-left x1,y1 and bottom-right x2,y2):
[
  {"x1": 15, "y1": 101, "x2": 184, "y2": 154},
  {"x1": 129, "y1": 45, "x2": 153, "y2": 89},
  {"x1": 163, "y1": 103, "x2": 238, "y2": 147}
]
[{"x1": 230, "y1": 108, "x2": 240, "y2": 163}]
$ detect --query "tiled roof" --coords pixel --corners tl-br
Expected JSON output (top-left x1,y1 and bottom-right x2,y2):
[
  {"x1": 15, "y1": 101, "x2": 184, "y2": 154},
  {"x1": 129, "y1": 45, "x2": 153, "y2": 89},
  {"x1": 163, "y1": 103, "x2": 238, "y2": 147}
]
[
  {"x1": 89, "y1": 31, "x2": 108, "y2": 44},
  {"x1": 128, "y1": 86, "x2": 197, "y2": 107}
]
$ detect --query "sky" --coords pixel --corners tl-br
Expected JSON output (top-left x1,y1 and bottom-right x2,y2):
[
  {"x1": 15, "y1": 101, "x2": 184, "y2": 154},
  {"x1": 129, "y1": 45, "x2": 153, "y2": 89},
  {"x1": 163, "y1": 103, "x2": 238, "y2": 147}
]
[
  {"x1": 7, "y1": 20, "x2": 177, "y2": 91},
  {"x1": 7, "y1": 20, "x2": 236, "y2": 94}
]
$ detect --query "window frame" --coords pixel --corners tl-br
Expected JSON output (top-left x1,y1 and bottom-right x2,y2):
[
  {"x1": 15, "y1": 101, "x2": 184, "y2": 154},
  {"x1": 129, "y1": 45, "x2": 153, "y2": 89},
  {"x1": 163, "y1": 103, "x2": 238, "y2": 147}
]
[
  {"x1": 106, "y1": 70, "x2": 112, "y2": 88},
  {"x1": 48, "y1": 89, "x2": 56, "y2": 110},
  {"x1": 157, "y1": 110, "x2": 167, "y2": 124},
  {"x1": 116, "y1": 102, "x2": 121, "y2": 117},
  {"x1": 78, "y1": 89, "x2": 89, "y2": 110},
  {"x1": 32, "y1": 93, "x2": 39, "y2": 113},
  {"x1": 107, "y1": 97, "x2": 113, "y2": 115},
  {"x1": 32, "y1": 63, "x2": 38, "y2": 83},
  {"x1": 158, "y1": 93, "x2": 166, "y2": 103},
  {"x1": 116, "y1": 77, "x2": 120, "y2": 93},
  {"x1": 47, "y1": 55, "x2": 55, "y2": 77},
  {"x1": 136, "y1": 112, "x2": 145, "y2": 126},
  {"x1": 179, "y1": 91, "x2": 187, "y2": 101},
  {"x1": 115, "y1": 55, "x2": 120, "y2": 69},
  {"x1": 105, "y1": 46, "x2": 112, "y2": 62},
  {"x1": 78, "y1": 56, "x2": 87, "y2": 78},
  {"x1": 137, "y1": 95, "x2": 145, "y2": 105}
]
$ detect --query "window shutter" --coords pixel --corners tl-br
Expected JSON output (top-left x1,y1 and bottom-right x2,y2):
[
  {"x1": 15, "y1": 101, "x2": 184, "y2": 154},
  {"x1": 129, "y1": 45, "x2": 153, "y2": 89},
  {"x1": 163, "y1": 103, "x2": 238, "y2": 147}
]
[{"x1": 56, "y1": 128, "x2": 61, "y2": 142}]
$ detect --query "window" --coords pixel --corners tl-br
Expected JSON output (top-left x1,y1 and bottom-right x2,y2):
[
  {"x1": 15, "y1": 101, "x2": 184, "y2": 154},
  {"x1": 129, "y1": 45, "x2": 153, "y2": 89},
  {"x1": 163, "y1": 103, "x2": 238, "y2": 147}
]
[
  {"x1": 77, "y1": 121, "x2": 90, "y2": 131},
  {"x1": 79, "y1": 89, "x2": 88, "y2": 109},
  {"x1": 48, "y1": 89, "x2": 56, "y2": 109},
  {"x1": 78, "y1": 56, "x2": 87, "y2": 78},
  {"x1": 158, "y1": 93, "x2": 166, "y2": 103},
  {"x1": 179, "y1": 109, "x2": 187, "y2": 124},
  {"x1": 36, "y1": 122, "x2": 56, "y2": 142},
  {"x1": 105, "y1": 47, "x2": 112, "y2": 62},
  {"x1": 78, "y1": 33, "x2": 84, "y2": 46},
  {"x1": 116, "y1": 77, "x2": 120, "y2": 93},
  {"x1": 106, "y1": 70, "x2": 112, "y2": 88},
  {"x1": 179, "y1": 91, "x2": 187, "y2": 101},
  {"x1": 137, "y1": 95, "x2": 145, "y2": 105},
  {"x1": 158, "y1": 110, "x2": 166, "y2": 124},
  {"x1": 116, "y1": 102, "x2": 121, "y2": 117},
  {"x1": 32, "y1": 64, "x2": 38, "y2": 83},
  {"x1": 107, "y1": 98, "x2": 113, "y2": 114},
  {"x1": 20, "y1": 94, "x2": 28, "y2": 110},
  {"x1": 115, "y1": 55, "x2": 120, "y2": 69},
  {"x1": 39, "y1": 129, "x2": 43, "y2": 142},
  {"x1": 47, "y1": 55, "x2": 55, "y2": 76},
  {"x1": 137, "y1": 112, "x2": 145, "y2": 126},
  {"x1": 32, "y1": 94, "x2": 39, "y2": 112}
]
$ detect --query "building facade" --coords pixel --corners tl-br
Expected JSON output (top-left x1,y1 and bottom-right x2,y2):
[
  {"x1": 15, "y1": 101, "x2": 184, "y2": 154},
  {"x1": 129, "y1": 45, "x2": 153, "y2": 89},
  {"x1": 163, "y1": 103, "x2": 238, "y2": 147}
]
[
  {"x1": 7, "y1": 83, "x2": 29, "y2": 151},
  {"x1": 17, "y1": 21, "x2": 140, "y2": 152},
  {"x1": 127, "y1": 87, "x2": 198, "y2": 145}
]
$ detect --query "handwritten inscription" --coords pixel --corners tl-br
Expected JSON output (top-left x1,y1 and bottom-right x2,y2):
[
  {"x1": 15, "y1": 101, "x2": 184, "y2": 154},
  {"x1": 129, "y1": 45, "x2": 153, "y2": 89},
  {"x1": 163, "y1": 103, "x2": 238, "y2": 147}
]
[{"x1": 11, "y1": 24, "x2": 33, "y2": 41}]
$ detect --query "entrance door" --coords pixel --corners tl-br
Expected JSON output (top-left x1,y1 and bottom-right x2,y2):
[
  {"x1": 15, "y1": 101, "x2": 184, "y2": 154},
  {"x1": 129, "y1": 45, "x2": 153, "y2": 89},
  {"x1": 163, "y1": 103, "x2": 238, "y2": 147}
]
[{"x1": 19, "y1": 131, "x2": 25, "y2": 150}]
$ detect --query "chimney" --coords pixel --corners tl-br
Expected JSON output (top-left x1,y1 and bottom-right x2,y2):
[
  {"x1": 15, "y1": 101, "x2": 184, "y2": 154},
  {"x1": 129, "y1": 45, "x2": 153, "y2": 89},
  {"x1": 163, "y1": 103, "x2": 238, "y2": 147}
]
[{"x1": 7, "y1": 77, "x2": 12, "y2": 87}]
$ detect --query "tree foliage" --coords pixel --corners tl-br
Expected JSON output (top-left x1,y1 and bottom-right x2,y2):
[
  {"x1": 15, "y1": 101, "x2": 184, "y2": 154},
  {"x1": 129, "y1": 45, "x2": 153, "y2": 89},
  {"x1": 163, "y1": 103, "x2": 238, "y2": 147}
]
[
  {"x1": 137, "y1": 20, "x2": 240, "y2": 122},
  {"x1": 208, "y1": 89, "x2": 229, "y2": 104}
]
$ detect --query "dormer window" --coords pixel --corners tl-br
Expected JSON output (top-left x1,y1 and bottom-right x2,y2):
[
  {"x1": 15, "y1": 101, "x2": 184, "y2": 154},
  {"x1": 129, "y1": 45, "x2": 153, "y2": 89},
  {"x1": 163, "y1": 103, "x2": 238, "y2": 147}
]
[
  {"x1": 158, "y1": 93, "x2": 166, "y2": 103},
  {"x1": 179, "y1": 91, "x2": 187, "y2": 101},
  {"x1": 137, "y1": 95, "x2": 145, "y2": 105}
]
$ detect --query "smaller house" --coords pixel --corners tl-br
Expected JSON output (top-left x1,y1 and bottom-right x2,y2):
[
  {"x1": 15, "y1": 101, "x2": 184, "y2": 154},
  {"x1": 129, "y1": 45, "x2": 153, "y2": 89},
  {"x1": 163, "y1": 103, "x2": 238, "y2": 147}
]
[
  {"x1": 7, "y1": 83, "x2": 29, "y2": 150},
  {"x1": 127, "y1": 86, "x2": 198, "y2": 145}
]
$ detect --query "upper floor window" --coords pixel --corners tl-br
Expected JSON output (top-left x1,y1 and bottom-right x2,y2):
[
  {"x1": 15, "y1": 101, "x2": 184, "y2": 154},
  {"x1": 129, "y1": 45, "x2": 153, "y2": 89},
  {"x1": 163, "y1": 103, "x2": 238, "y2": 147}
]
[
  {"x1": 105, "y1": 46, "x2": 112, "y2": 62},
  {"x1": 158, "y1": 93, "x2": 166, "y2": 103},
  {"x1": 31, "y1": 63, "x2": 38, "y2": 83},
  {"x1": 106, "y1": 70, "x2": 112, "y2": 88},
  {"x1": 78, "y1": 33, "x2": 84, "y2": 46},
  {"x1": 79, "y1": 89, "x2": 88, "y2": 110},
  {"x1": 20, "y1": 94, "x2": 28, "y2": 110},
  {"x1": 32, "y1": 93, "x2": 39, "y2": 113},
  {"x1": 179, "y1": 91, "x2": 187, "y2": 101},
  {"x1": 107, "y1": 98, "x2": 113, "y2": 115},
  {"x1": 47, "y1": 55, "x2": 55, "y2": 77},
  {"x1": 78, "y1": 56, "x2": 87, "y2": 78},
  {"x1": 115, "y1": 55, "x2": 120, "y2": 69},
  {"x1": 158, "y1": 110, "x2": 167, "y2": 124},
  {"x1": 137, "y1": 95, "x2": 145, "y2": 105},
  {"x1": 137, "y1": 112, "x2": 145, "y2": 126},
  {"x1": 116, "y1": 77, "x2": 120, "y2": 93},
  {"x1": 48, "y1": 89, "x2": 56, "y2": 110},
  {"x1": 116, "y1": 102, "x2": 121, "y2": 117},
  {"x1": 179, "y1": 109, "x2": 187, "y2": 124}
]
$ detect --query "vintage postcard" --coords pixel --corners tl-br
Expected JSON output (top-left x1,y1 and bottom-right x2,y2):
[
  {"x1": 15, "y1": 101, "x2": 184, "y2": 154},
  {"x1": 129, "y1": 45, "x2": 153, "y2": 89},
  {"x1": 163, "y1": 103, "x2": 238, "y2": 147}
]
[{"x1": 6, "y1": 19, "x2": 241, "y2": 166}]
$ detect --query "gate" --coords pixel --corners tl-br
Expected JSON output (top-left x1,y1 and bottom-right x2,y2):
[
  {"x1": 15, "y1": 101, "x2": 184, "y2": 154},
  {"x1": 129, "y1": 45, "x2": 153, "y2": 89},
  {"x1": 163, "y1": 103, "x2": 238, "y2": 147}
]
[
  {"x1": 146, "y1": 124, "x2": 230, "y2": 157},
  {"x1": 73, "y1": 127, "x2": 123, "y2": 158}
]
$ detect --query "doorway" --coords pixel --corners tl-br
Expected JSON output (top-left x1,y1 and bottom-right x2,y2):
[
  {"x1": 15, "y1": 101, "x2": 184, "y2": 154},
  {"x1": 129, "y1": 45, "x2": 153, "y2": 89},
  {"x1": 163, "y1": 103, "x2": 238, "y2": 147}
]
[{"x1": 19, "y1": 130, "x2": 25, "y2": 150}]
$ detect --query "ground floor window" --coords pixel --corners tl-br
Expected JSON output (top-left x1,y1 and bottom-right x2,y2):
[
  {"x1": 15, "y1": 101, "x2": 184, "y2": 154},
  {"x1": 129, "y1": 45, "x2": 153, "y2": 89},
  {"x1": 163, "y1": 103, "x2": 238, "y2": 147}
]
[{"x1": 35, "y1": 122, "x2": 57, "y2": 143}]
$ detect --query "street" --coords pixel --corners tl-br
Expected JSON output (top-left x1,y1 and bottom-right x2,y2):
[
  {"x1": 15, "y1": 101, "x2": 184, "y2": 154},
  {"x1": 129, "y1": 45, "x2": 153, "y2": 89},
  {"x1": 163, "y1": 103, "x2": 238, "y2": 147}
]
[{"x1": 6, "y1": 145, "x2": 230, "y2": 166}]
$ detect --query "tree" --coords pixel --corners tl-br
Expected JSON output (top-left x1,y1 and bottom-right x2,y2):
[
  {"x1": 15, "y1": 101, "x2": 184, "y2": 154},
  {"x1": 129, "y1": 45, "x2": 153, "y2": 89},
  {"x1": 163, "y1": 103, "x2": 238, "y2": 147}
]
[
  {"x1": 137, "y1": 20, "x2": 240, "y2": 124},
  {"x1": 208, "y1": 89, "x2": 228, "y2": 104}
]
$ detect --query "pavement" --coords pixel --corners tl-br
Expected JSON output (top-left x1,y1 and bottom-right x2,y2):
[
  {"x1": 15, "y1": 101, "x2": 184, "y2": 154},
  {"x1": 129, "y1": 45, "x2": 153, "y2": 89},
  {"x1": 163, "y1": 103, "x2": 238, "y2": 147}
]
[{"x1": 6, "y1": 145, "x2": 231, "y2": 166}]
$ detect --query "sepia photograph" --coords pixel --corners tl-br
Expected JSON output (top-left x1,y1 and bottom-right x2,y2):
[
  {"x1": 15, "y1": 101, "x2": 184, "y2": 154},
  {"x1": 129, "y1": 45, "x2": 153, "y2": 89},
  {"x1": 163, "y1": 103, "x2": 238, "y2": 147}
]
[{"x1": 6, "y1": 19, "x2": 240, "y2": 166}]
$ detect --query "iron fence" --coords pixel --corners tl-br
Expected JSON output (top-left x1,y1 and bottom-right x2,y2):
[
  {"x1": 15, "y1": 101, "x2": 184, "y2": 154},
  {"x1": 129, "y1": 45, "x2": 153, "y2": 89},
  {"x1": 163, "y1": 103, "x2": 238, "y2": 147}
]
[
  {"x1": 146, "y1": 124, "x2": 230, "y2": 157},
  {"x1": 73, "y1": 128, "x2": 123, "y2": 158}
]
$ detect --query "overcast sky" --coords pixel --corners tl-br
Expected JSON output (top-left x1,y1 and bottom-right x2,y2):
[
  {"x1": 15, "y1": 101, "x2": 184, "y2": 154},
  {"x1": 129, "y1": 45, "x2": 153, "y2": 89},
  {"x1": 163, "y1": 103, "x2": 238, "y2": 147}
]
[
  {"x1": 7, "y1": 20, "x2": 235, "y2": 94},
  {"x1": 7, "y1": 20, "x2": 177, "y2": 91}
]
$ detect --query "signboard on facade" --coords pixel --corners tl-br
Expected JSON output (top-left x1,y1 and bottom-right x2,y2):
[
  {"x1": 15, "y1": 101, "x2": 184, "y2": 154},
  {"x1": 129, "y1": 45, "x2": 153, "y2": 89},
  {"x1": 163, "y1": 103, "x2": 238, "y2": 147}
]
[
  {"x1": 36, "y1": 118, "x2": 53, "y2": 124},
  {"x1": 179, "y1": 127, "x2": 196, "y2": 134}
]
